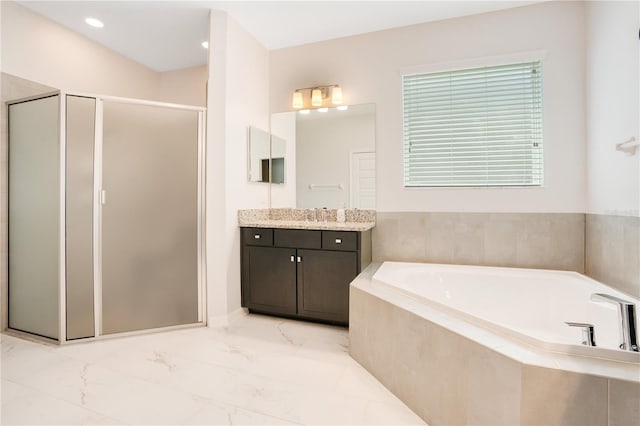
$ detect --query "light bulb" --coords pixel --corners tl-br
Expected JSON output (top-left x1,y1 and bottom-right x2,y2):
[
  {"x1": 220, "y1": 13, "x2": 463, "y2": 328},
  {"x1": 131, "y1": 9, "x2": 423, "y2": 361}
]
[
  {"x1": 331, "y1": 86, "x2": 343, "y2": 105},
  {"x1": 292, "y1": 91, "x2": 303, "y2": 109},
  {"x1": 311, "y1": 89, "x2": 322, "y2": 107},
  {"x1": 85, "y1": 17, "x2": 104, "y2": 28}
]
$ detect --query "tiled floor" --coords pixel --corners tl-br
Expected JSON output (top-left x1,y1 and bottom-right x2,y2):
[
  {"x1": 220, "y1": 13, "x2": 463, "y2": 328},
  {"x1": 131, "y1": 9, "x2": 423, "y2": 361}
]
[{"x1": 1, "y1": 313, "x2": 425, "y2": 425}]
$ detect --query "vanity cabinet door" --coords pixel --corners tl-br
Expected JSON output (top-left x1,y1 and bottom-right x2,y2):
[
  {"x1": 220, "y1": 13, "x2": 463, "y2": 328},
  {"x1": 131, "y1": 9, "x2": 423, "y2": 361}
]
[
  {"x1": 296, "y1": 249, "x2": 358, "y2": 323},
  {"x1": 243, "y1": 246, "x2": 297, "y2": 315}
]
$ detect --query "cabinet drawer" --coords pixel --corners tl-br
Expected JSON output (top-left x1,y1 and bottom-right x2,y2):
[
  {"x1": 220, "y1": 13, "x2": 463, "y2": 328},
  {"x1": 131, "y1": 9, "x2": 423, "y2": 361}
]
[
  {"x1": 274, "y1": 229, "x2": 321, "y2": 249},
  {"x1": 242, "y1": 228, "x2": 273, "y2": 246},
  {"x1": 322, "y1": 231, "x2": 357, "y2": 251}
]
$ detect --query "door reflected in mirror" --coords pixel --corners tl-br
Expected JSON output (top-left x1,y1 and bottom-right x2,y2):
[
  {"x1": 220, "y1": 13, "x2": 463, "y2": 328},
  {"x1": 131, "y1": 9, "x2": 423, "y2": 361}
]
[
  {"x1": 247, "y1": 126, "x2": 286, "y2": 184},
  {"x1": 271, "y1": 103, "x2": 375, "y2": 209}
]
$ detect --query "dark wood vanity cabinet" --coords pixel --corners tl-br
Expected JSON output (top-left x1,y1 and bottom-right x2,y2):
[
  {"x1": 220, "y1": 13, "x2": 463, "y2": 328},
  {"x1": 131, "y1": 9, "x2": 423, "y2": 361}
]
[{"x1": 241, "y1": 227, "x2": 371, "y2": 325}]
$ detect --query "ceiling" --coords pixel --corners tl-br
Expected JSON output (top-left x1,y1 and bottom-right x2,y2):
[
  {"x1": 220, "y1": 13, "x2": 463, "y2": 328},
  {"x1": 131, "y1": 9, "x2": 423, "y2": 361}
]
[{"x1": 19, "y1": 1, "x2": 543, "y2": 73}]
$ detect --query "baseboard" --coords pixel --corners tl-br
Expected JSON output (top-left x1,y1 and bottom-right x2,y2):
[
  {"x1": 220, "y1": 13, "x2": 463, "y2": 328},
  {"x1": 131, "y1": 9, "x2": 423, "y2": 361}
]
[{"x1": 207, "y1": 307, "x2": 248, "y2": 328}]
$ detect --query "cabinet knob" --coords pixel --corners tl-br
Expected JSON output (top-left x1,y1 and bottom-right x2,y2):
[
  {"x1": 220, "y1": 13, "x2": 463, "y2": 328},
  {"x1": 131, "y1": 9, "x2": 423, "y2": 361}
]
[
  {"x1": 290, "y1": 255, "x2": 295, "y2": 263},
  {"x1": 335, "y1": 238, "x2": 342, "y2": 244},
  {"x1": 254, "y1": 234, "x2": 261, "y2": 239},
  {"x1": 297, "y1": 256, "x2": 302, "y2": 263}
]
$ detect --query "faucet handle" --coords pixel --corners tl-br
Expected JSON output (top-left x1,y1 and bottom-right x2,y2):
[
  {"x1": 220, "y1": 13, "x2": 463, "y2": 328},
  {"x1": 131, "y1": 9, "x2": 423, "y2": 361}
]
[{"x1": 565, "y1": 322, "x2": 596, "y2": 347}]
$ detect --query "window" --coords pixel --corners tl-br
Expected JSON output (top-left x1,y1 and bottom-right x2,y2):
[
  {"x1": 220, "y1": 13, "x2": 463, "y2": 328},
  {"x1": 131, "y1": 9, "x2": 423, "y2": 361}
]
[{"x1": 402, "y1": 61, "x2": 543, "y2": 187}]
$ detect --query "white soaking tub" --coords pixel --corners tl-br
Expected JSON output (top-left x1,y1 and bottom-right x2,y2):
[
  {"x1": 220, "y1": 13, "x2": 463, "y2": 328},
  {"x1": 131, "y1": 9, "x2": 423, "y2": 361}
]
[
  {"x1": 371, "y1": 262, "x2": 640, "y2": 363},
  {"x1": 349, "y1": 262, "x2": 640, "y2": 426}
]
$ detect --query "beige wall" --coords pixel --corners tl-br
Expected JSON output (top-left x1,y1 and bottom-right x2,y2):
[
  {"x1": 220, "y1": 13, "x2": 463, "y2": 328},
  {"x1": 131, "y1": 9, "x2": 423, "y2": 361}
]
[
  {"x1": 1, "y1": 1, "x2": 158, "y2": 100},
  {"x1": 0, "y1": 2, "x2": 206, "y2": 106},
  {"x1": 206, "y1": 11, "x2": 271, "y2": 321},
  {"x1": 583, "y1": 1, "x2": 639, "y2": 298},
  {"x1": 158, "y1": 65, "x2": 208, "y2": 107},
  {"x1": 585, "y1": 1, "x2": 640, "y2": 217},
  {"x1": 270, "y1": 1, "x2": 586, "y2": 214}
]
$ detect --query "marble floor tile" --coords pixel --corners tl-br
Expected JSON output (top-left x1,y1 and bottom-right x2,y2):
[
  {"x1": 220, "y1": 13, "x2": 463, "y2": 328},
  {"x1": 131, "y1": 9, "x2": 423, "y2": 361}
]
[
  {"x1": 362, "y1": 400, "x2": 426, "y2": 425},
  {"x1": 334, "y1": 364, "x2": 403, "y2": 404},
  {"x1": 1, "y1": 314, "x2": 424, "y2": 425},
  {"x1": 1, "y1": 380, "x2": 124, "y2": 425},
  {"x1": 183, "y1": 399, "x2": 300, "y2": 425},
  {"x1": 241, "y1": 377, "x2": 370, "y2": 425}
]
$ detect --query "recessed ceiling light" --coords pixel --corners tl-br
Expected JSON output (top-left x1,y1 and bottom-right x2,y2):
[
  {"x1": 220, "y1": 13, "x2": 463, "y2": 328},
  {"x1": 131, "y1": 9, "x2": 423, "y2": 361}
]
[
  {"x1": 299, "y1": 109, "x2": 310, "y2": 115},
  {"x1": 317, "y1": 107, "x2": 329, "y2": 113},
  {"x1": 337, "y1": 105, "x2": 349, "y2": 111},
  {"x1": 85, "y1": 17, "x2": 104, "y2": 28},
  {"x1": 201, "y1": 41, "x2": 209, "y2": 49}
]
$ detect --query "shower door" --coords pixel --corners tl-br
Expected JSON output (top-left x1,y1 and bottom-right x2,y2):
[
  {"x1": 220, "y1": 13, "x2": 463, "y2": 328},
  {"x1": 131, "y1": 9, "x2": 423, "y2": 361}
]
[
  {"x1": 100, "y1": 100, "x2": 201, "y2": 335},
  {"x1": 8, "y1": 94, "x2": 60, "y2": 340}
]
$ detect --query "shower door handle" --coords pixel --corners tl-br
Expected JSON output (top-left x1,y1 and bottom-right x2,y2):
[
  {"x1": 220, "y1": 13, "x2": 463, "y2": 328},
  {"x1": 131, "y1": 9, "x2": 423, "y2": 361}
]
[{"x1": 100, "y1": 190, "x2": 107, "y2": 205}]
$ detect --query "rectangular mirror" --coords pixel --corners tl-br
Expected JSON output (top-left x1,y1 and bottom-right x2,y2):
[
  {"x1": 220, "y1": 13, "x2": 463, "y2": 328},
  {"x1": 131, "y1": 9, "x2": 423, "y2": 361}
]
[
  {"x1": 271, "y1": 103, "x2": 376, "y2": 209},
  {"x1": 248, "y1": 127, "x2": 271, "y2": 183},
  {"x1": 248, "y1": 127, "x2": 286, "y2": 185}
]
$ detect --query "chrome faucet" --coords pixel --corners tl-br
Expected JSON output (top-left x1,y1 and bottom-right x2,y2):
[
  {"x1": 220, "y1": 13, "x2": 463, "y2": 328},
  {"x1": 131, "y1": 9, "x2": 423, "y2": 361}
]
[
  {"x1": 565, "y1": 322, "x2": 596, "y2": 347},
  {"x1": 313, "y1": 207, "x2": 319, "y2": 222},
  {"x1": 590, "y1": 293, "x2": 638, "y2": 352}
]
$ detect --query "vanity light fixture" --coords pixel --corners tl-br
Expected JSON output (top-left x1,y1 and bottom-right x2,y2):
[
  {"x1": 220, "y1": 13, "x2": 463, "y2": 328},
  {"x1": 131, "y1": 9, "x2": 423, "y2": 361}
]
[
  {"x1": 311, "y1": 89, "x2": 323, "y2": 107},
  {"x1": 201, "y1": 41, "x2": 209, "y2": 49},
  {"x1": 291, "y1": 85, "x2": 344, "y2": 110},
  {"x1": 331, "y1": 86, "x2": 343, "y2": 105},
  {"x1": 85, "y1": 17, "x2": 104, "y2": 28},
  {"x1": 292, "y1": 91, "x2": 304, "y2": 109}
]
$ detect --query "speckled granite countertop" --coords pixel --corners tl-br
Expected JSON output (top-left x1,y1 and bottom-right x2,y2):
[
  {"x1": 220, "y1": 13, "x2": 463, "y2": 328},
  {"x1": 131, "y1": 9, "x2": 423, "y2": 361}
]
[
  {"x1": 239, "y1": 219, "x2": 375, "y2": 231},
  {"x1": 238, "y1": 208, "x2": 376, "y2": 231}
]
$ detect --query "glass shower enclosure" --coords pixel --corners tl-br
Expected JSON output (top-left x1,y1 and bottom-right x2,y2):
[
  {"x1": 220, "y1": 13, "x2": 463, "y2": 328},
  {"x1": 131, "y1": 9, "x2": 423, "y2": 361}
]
[{"x1": 8, "y1": 93, "x2": 206, "y2": 342}]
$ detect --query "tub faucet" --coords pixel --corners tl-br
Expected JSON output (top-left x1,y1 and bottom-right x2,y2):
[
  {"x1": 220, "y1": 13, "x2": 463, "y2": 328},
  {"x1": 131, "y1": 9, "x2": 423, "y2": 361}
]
[
  {"x1": 590, "y1": 293, "x2": 638, "y2": 352},
  {"x1": 565, "y1": 322, "x2": 596, "y2": 347}
]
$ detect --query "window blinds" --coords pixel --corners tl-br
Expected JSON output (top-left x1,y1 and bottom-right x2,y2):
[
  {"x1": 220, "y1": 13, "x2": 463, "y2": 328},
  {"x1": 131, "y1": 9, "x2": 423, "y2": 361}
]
[{"x1": 403, "y1": 61, "x2": 543, "y2": 187}]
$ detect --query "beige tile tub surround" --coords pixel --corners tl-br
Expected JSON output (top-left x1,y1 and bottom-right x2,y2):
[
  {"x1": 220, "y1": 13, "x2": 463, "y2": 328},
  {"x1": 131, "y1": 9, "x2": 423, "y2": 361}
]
[
  {"x1": 586, "y1": 214, "x2": 640, "y2": 299},
  {"x1": 238, "y1": 208, "x2": 376, "y2": 231},
  {"x1": 349, "y1": 266, "x2": 640, "y2": 426},
  {"x1": 373, "y1": 212, "x2": 585, "y2": 272}
]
